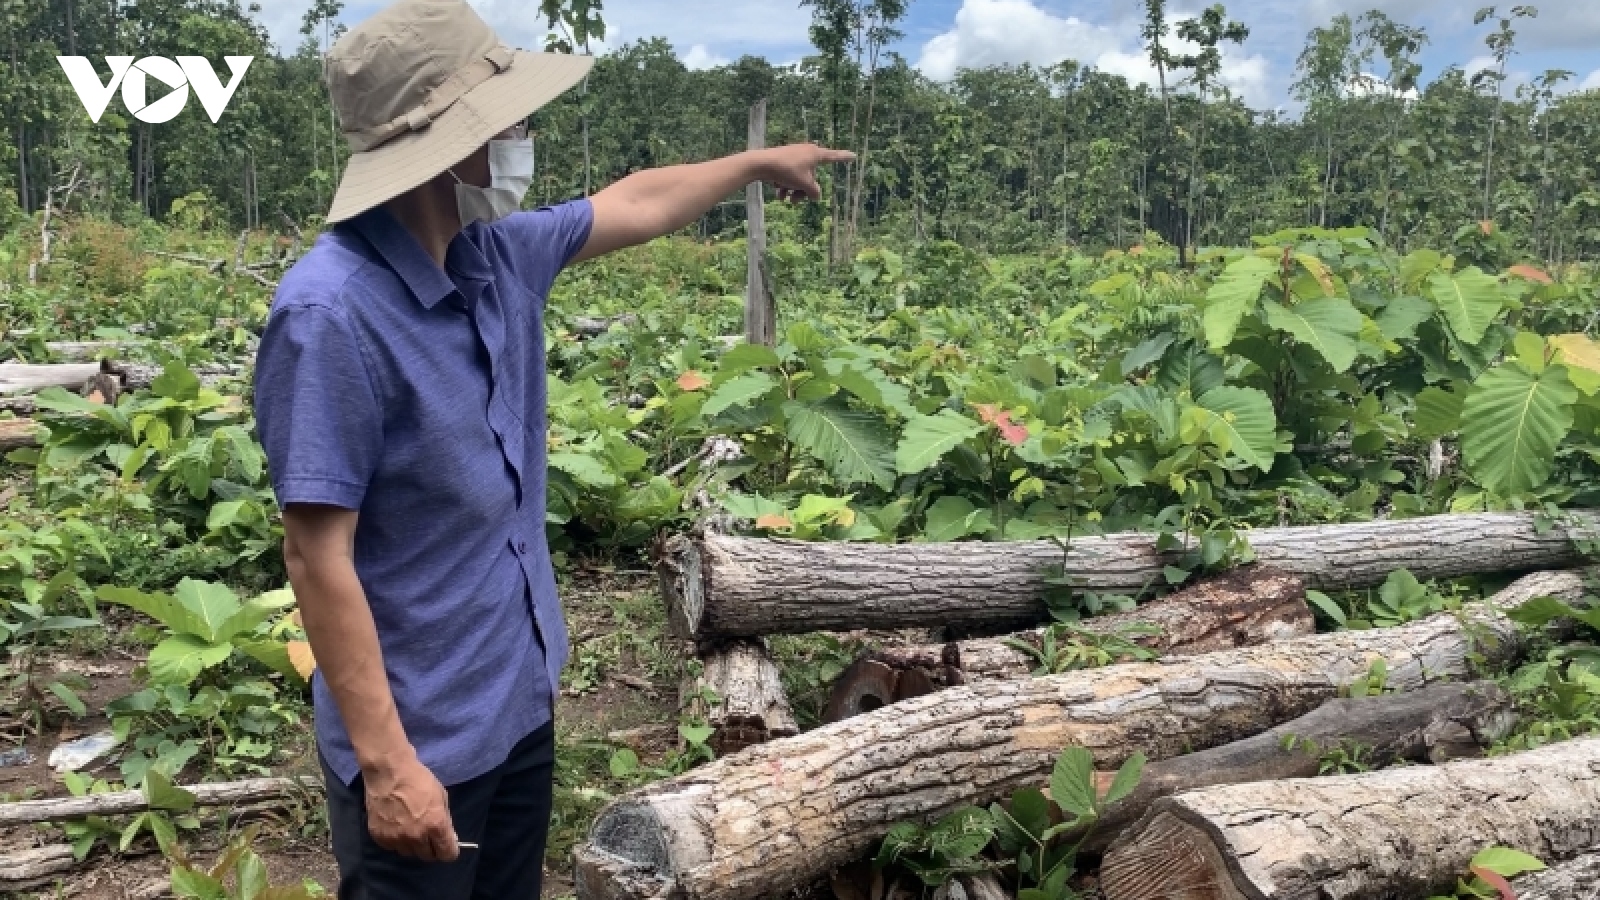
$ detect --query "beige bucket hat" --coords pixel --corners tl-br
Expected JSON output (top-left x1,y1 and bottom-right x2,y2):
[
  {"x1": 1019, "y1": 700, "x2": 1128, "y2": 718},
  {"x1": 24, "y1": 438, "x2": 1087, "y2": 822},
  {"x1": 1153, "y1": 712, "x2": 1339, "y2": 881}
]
[{"x1": 322, "y1": 0, "x2": 593, "y2": 224}]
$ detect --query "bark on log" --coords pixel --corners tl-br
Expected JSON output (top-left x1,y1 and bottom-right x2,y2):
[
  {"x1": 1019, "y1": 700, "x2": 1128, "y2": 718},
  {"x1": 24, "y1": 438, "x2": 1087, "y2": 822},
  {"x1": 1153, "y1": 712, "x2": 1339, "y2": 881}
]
[
  {"x1": 1514, "y1": 847, "x2": 1600, "y2": 900},
  {"x1": 0, "y1": 776, "x2": 316, "y2": 826},
  {"x1": 1099, "y1": 736, "x2": 1600, "y2": 900},
  {"x1": 574, "y1": 570, "x2": 1585, "y2": 900},
  {"x1": 660, "y1": 512, "x2": 1600, "y2": 640},
  {"x1": 0, "y1": 844, "x2": 76, "y2": 890},
  {"x1": 572, "y1": 315, "x2": 639, "y2": 337},
  {"x1": 827, "y1": 567, "x2": 1312, "y2": 719},
  {"x1": 1072, "y1": 681, "x2": 1515, "y2": 854},
  {"x1": 0, "y1": 418, "x2": 39, "y2": 451},
  {"x1": 681, "y1": 639, "x2": 798, "y2": 755}
]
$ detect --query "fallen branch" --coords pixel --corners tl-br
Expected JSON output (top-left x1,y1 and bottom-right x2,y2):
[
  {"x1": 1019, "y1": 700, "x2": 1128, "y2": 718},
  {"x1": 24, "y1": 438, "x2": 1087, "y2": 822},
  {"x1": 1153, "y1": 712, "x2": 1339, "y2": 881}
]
[
  {"x1": 572, "y1": 570, "x2": 1585, "y2": 900},
  {"x1": 660, "y1": 512, "x2": 1600, "y2": 640},
  {"x1": 0, "y1": 844, "x2": 76, "y2": 891},
  {"x1": 0, "y1": 418, "x2": 40, "y2": 451},
  {"x1": 826, "y1": 566, "x2": 1312, "y2": 720},
  {"x1": 1099, "y1": 736, "x2": 1600, "y2": 900},
  {"x1": 0, "y1": 776, "x2": 317, "y2": 826},
  {"x1": 1070, "y1": 680, "x2": 1514, "y2": 853}
]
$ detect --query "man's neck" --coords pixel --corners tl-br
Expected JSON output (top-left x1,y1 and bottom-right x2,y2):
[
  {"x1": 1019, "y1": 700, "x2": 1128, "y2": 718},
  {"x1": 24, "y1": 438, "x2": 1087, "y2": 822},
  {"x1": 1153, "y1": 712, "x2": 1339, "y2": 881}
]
[{"x1": 383, "y1": 183, "x2": 460, "y2": 268}]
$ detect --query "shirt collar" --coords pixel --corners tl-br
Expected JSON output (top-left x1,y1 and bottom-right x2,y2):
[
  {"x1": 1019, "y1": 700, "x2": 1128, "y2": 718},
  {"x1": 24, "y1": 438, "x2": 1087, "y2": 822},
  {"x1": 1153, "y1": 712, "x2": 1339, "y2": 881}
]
[{"x1": 345, "y1": 205, "x2": 457, "y2": 310}]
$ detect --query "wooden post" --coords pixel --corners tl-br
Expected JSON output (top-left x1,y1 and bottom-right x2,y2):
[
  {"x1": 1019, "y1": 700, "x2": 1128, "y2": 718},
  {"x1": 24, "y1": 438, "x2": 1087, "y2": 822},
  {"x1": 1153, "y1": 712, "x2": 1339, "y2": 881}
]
[{"x1": 744, "y1": 99, "x2": 775, "y2": 347}]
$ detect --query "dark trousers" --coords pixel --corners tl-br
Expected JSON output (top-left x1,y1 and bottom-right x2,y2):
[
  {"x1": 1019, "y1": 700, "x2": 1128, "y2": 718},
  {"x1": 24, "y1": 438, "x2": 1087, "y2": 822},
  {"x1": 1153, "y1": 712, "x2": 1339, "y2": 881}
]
[{"x1": 322, "y1": 723, "x2": 556, "y2": 900}]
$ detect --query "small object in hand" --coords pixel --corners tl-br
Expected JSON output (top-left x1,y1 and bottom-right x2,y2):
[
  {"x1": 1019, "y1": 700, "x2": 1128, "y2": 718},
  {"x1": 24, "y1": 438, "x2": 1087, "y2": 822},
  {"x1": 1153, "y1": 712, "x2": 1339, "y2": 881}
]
[{"x1": 458, "y1": 842, "x2": 479, "y2": 850}]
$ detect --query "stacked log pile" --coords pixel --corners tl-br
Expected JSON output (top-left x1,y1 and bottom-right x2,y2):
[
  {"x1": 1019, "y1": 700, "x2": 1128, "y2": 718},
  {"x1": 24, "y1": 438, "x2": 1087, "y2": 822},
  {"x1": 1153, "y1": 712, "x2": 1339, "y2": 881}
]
[{"x1": 575, "y1": 567, "x2": 1593, "y2": 900}]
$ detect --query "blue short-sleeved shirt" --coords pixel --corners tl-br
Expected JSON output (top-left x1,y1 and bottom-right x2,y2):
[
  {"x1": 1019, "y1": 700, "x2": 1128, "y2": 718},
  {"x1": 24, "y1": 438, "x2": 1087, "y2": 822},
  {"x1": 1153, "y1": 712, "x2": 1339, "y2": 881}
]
[{"x1": 253, "y1": 200, "x2": 593, "y2": 788}]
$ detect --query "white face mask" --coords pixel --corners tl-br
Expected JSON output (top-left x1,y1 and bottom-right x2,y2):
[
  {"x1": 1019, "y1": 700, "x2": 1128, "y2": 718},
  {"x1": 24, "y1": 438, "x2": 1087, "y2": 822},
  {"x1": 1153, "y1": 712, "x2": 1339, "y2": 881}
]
[{"x1": 450, "y1": 137, "x2": 534, "y2": 226}]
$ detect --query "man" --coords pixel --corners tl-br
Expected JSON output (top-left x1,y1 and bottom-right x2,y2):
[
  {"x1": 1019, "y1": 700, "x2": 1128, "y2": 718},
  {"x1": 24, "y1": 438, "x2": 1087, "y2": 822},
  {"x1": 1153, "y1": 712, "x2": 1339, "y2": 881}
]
[{"x1": 252, "y1": 1, "x2": 852, "y2": 897}]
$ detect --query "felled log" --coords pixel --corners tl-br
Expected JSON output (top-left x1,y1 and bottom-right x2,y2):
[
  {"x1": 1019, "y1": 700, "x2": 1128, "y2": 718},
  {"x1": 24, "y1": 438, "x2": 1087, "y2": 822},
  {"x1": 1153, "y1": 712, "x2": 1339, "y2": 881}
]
[
  {"x1": 0, "y1": 776, "x2": 315, "y2": 826},
  {"x1": 0, "y1": 362, "x2": 102, "y2": 394},
  {"x1": 571, "y1": 314, "x2": 638, "y2": 337},
  {"x1": 0, "y1": 418, "x2": 39, "y2": 451},
  {"x1": 0, "y1": 844, "x2": 76, "y2": 891},
  {"x1": 573, "y1": 570, "x2": 1584, "y2": 900},
  {"x1": 1514, "y1": 847, "x2": 1600, "y2": 900},
  {"x1": 1071, "y1": 681, "x2": 1514, "y2": 853},
  {"x1": 681, "y1": 639, "x2": 798, "y2": 755},
  {"x1": 826, "y1": 567, "x2": 1312, "y2": 719},
  {"x1": 1099, "y1": 736, "x2": 1600, "y2": 900},
  {"x1": 660, "y1": 512, "x2": 1598, "y2": 640}
]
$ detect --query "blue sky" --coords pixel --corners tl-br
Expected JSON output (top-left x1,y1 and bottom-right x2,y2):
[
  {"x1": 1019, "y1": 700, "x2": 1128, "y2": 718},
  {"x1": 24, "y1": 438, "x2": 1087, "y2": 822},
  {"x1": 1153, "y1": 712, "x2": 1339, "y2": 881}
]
[{"x1": 253, "y1": 0, "x2": 1600, "y2": 110}]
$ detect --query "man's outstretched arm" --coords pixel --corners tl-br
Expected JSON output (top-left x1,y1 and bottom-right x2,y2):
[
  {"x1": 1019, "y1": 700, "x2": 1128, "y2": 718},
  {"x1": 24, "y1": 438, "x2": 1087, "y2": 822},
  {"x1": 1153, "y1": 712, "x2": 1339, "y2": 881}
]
[{"x1": 571, "y1": 144, "x2": 854, "y2": 265}]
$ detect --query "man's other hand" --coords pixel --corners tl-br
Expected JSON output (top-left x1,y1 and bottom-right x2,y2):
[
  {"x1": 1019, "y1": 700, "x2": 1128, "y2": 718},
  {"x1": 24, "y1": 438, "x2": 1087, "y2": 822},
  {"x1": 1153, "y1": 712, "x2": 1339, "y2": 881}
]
[{"x1": 364, "y1": 748, "x2": 459, "y2": 862}]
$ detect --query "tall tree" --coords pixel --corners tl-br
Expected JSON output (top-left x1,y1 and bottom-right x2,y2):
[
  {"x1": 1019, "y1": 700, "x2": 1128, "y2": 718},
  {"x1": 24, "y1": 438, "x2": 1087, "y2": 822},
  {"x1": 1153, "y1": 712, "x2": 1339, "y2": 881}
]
[
  {"x1": 1473, "y1": 4, "x2": 1537, "y2": 222},
  {"x1": 1175, "y1": 4, "x2": 1249, "y2": 249}
]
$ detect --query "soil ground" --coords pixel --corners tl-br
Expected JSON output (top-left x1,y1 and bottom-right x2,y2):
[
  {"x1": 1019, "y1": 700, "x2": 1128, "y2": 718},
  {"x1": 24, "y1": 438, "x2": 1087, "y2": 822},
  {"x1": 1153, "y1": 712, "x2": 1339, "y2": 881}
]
[{"x1": 0, "y1": 571, "x2": 682, "y2": 900}]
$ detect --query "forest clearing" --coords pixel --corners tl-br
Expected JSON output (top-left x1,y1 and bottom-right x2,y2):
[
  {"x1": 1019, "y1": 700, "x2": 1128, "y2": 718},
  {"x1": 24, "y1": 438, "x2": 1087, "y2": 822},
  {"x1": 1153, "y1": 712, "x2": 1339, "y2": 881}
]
[{"x1": 6, "y1": 0, "x2": 1600, "y2": 898}]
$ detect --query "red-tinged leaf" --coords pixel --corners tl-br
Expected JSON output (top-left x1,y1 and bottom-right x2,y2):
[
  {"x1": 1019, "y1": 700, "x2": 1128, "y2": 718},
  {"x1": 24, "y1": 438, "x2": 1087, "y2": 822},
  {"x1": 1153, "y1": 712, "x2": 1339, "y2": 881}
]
[
  {"x1": 1481, "y1": 220, "x2": 1496, "y2": 236},
  {"x1": 754, "y1": 514, "x2": 792, "y2": 530},
  {"x1": 1470, "y1": 866, "x2": 1518, "y2": 900},
  {"x1": 286, "y1": 641, "x2": 317, "y2": 680},
  {"x1": 676, "y1": 371, "x2": 711, "y2": 391},
  {"x1": 973, "y1": 403, "x2": 1002, "y2": 425},
  {"x1": 1508, "y1": 265, "x2": 1554, "y2": 285},
  {"x1": 1129, "y1": 245, "x2": 1146, "y2": 256},
  {"x1": 998, "y1": 419, "x2": 1029, "y2": 446}
]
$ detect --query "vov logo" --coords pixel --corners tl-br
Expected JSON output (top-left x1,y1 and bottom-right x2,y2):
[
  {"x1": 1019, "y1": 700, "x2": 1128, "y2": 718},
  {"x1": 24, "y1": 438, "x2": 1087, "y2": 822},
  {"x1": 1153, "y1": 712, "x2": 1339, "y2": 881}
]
[{"x1": 56, "y1": 56, "x2": 253, "y2": 124}]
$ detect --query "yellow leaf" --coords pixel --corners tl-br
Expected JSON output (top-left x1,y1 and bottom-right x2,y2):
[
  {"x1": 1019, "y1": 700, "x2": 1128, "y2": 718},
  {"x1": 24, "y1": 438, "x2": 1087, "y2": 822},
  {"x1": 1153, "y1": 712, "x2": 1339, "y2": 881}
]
[
  {"x1": 754, "y1": 514, "x2": 792, "y2": 530},
  {"x1": 286, "y1": 641, "x2": 317, "y2": 679},
  {"x1": 1295, "y1": 253, "x2": 1336, "y2": 296},
  {"x1": 1550, "y1": 333, "x2": 1600, "y2": 395},
  {"x1": 676, "y1": 371, "x2": 711, "y2": 391}
]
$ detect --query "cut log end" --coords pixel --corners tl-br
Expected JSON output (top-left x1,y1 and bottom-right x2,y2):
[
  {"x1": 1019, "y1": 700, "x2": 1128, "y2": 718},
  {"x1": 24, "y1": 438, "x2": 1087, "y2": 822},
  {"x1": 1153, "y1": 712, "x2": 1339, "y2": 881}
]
[
  {"x1": 574, "y1": 843, "x2": 676, "y2": 900},
  {"x1": 823, "y1": 659, "x2": 899, "y2": 721},
  {"x1": 661, "y1": 535, "x2": 707, "y2": 641},
  {"x1": 1098, "y1": 810, "x2": 1248, "y2": 900}
]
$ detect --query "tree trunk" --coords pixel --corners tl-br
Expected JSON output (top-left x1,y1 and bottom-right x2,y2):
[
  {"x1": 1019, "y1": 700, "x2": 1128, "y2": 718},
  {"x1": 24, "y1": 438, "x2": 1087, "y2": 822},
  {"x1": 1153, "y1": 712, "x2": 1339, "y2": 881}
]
[
  {"x1": 1073, "y1": 681, "x2": 1513, "y2": 854},
  {"x1": 0, "y1": 777, "x2": 313, "y2": 826},
  {"x1": 573, "y1": 571, "x2": 1584, "y2": 900},
  {"x1": 660, "y1": 513, "x2": 1598, "y2": 641},
  {"x1": 682, "y1": 639, "x2": 797, "y2": 755},
  {"x1": 1100, "y1": 736, "x2": 1600, "y2": 900},
  {"x1": 1514, "y1": 848, "x2": 1600, "y2": 900},
  {"x1": 0, "y1": 362, "x2": 104, "y2": 393},
  {"x1": 825, "y1": 566, "x2": 1313, "y2": 720}
]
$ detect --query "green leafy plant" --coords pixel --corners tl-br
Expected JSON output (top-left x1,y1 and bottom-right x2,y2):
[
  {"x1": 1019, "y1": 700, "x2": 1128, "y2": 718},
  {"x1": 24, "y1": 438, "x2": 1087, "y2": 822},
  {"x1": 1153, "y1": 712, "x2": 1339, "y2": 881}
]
[
  {"x1": 96, "y1": 581, "x2": 299, "y2": 686},
  {"x1": 59, "y1": 770, "x2": 201, "y2": 860},
  {"x1": 167, "y1": 823, "x2": 327, "y2": 899},
  {"x1": 1425, "y1": 846, "x2": 1546, "y2": 900},
  {"x1": 875, "y1": 807, "x2": 998, "y2": 886},
  {"x1": 1003, "y1": 622, "x2": 1161, "y2": 675}
]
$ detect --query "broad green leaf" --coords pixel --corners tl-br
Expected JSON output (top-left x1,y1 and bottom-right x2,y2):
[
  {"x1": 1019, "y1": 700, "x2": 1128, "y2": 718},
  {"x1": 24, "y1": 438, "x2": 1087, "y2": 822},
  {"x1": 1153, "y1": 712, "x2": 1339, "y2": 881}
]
[
  {"x1": 784, "y1": 400, "x2": 896, "y2": 489},
  {"x1": 1049, "y1": 746, "x2": 1098, "y2": 818},
  {"x1": 716, "y1": 343, "x2": 783, "y2": 376},
  {"x1": 1400, "y1": 248, "x2": 1443, "y2": 285},
  {"x1": 1549, "y1": 333, "x2": 1600, "y2": 395},
  {"x1": 1306, "y1": 591, "x2": 1348, "y2": 627},
  {"x1": 233, "y1": 639, "x2": 302, "y2": 681},
  {"x1": 1428, "y1": 268, "x2": 1504, "y2": 345},
  {"x1": 1460, "y1": 362, "x2": 1578, "y2": 496},
  {"x1": 206, "y1": 500, "x2": 247, "y2": 530},
  {"x1": 1189, "y1": 386, "x2": 1280, "y2": 472},
  {"x1": 236, "y1": 851, "x2": 270, "y2": 900},
  {"x1": 922, "y1": 496, "x2": 992, "y2": 542},
  {"x1": 826, "y1": 360, "x2": 918, "y2": 418},
  {"x1": 48, "y1": 682, "x2": 87, "y2": 717},
  {"x1": 1203, "y1": 255, "x2": 1276, "y2": 350},
  {"x1": 1157, "y1": 339, "x2": 1225, "y2": 398},
  {"x1": 97, "y1": 586, "x2": 206, "y2": 637},
  {"x1": 170, "y1": 867, "x2": 225, "y2": 900},
  {"x1": 1374, "y1": 296, "x2": 1435, "y2": 342},
  {"x1": 174, "y1": 579, "x2": 243, "y2": 643},
  {"x1": 703, "y1": 372, "x2": 779, "y2": 417},
  {"x1": 1103, "y1": 752, "x2": 1146, "y2": 807},
  {"x1": 785, "y1": 322, "x2": 828, "y2": 354},
  {"x1": 1379, "y1": 569, "x2": 1426, "y2": 612},
  {"x1": 151, "y1": 363, "x2": 201, "y2": 402},
  {"x1": 548, "y1": 452, "x2": 617, "y2": 488},
  {"x1": 719, "y1": 492, "x2": 788, "y2": 521},
  {"x1": 1120, "y1": 333, "x2": 1177, "y2": 375},
  {"x1": 214, "y1": 596, "x2": 289, "y2": 644},
  {"x1": 1008, "y1": 787, "x2": 1052, "y2": 840},
  {"x1": 143, "y1": 771, "x2": 197, "y2": 812},
  {"x1": 1263, "y1": 296, "x2": 1364, "y2": 372},
  {"x1": 1413, "y1": 387, "x2": 1464, "y2": 441},
  {"x1": 1469, "y1": 847, "x2": 1546, "y2": 878},
  {"x1": 895, "y1": 410, "x2": 984, "y2": 475},
  {"x1": 147, "y1": 634, "x2": 234, "y2": 685}
]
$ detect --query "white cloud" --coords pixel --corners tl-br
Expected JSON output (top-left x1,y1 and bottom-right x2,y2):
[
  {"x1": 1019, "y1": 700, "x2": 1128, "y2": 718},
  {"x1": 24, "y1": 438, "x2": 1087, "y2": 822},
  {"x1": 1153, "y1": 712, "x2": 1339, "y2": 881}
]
[
  {"x1": 916, "y1": 0, "x2": 1275, "y2": 107},
  {"x1": 1583, "y1": 69, "x2": 1600, "y2": 92},
  {"x1": 681, "y1": 45, "x2": 731, "y2": 71}
]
